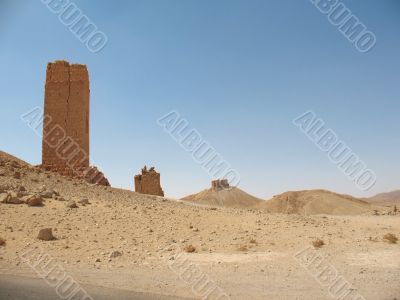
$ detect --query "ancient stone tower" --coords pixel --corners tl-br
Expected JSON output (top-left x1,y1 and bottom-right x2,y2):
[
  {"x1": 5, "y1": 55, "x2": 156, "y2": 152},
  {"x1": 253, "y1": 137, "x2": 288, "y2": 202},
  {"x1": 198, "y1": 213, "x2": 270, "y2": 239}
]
[
  {"x1": 134, "y1": 166, "x2": 164, "y2": 197},
  {"x1": 211, "y1": 179, "x2": 230, "y2": 190},
  {"x1": 42, "y1": 60, "x2": 90, "y2": 175}
]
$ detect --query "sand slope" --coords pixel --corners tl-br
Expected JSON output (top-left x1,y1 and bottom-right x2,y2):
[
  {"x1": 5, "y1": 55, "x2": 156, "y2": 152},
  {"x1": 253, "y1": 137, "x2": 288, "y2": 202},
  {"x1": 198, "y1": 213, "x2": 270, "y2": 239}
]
[
  {"x1": 182, "y1": 187, "x2": 263, "y2": 208},
  {"x1": 260, "y1": 189, "x2": 374, "y2": 215},
  {"x1": 0, "y1": 151, "x2": 29, "y2": 166}
]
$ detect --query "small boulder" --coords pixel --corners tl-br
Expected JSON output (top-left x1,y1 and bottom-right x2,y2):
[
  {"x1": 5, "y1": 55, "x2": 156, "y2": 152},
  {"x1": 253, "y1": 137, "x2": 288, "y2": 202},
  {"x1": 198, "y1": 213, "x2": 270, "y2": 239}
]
[
  {"x1": 0, "y1": 184, "x2": 11, "y2": 193},
  {"x1": 78, "y1": 197, "x2": 90, "y2": 206},
  {"x1": 26, "y1": 195, "x2": 43, "y2": 207},
  {"x1": 109, "y1": 251, "x2": 122, "y2": 259},
  {"x1": 17, "y1": 186, "x2": 26, "y2": 192},
  {"x1": 40, "y1": 190, "x2": 54, "y2": 199},
  {"x1": 37, "y1": 228, "x2": 55, "y2": 241},
  {"x1": 2, "y1": 192, "x2": 24, "y2": 204},
  {"x1": 0, "y1": 193, "x2": 8, "y2": 203},
  {"x1": 66, "y1": 200, "x2": 78, "y2": 208}
]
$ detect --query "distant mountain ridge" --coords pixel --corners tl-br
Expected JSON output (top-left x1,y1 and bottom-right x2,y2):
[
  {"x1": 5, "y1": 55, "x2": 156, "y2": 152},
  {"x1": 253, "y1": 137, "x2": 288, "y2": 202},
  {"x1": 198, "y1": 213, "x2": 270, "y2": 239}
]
[
  {"x1": 258, "y1": 189, "x2": 374, "y2": 215},
  {"x1": 367, "y1": 190, "x2": 400, "y2": 205}
]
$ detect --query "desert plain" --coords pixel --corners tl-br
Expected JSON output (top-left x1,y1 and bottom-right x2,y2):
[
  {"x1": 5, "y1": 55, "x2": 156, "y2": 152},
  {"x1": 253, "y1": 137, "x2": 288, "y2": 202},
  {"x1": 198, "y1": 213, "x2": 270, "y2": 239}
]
[{"x1": 0, "y1": 151, "x2": 399, "y2": 300}]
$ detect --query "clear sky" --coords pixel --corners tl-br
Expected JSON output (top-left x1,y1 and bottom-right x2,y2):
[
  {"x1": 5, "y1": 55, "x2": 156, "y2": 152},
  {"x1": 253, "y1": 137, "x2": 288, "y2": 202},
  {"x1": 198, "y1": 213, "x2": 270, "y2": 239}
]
[{"x1": 1, "y1": 0, "x2": 399, "y2": 199}]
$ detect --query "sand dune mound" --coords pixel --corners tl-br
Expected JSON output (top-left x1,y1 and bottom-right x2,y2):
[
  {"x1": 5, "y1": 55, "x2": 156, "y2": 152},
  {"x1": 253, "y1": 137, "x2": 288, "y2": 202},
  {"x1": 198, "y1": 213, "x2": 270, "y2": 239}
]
[
  {"x1": 182, "y1": 187, "x2": 263, "y2": 208},
  {"x1": 367, "y1": 190, "x2": 400, "y2": 205},
  {"x1": 260, "y1": 189, "x2": 373, "y2": 215}
]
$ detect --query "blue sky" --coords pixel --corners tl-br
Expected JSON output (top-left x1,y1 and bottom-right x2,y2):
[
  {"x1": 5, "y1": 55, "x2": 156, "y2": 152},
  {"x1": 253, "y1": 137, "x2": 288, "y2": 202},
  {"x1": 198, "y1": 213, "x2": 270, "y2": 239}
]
[{"x1": 0, "y1": 0, "x2": 399, "y2": 199}]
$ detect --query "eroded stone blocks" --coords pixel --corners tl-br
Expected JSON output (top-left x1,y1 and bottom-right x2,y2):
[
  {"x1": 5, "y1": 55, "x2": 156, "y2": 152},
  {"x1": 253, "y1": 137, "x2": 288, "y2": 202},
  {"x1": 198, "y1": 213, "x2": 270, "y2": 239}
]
[{"x1": 134, "y1": 166, "x2": 164, "y2": 197}]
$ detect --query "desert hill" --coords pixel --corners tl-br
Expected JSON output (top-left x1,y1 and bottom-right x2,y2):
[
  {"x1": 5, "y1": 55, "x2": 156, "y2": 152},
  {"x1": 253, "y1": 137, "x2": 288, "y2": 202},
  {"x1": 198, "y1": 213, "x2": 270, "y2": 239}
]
[
  {"x1": 259, "y1": 189, "x2": 374, "y2": 215},
  {"x1": 182, "y1": 187, "x2": 263, "y2": 208},
  {"x1": 367, "y1": 190, "x2": 400, "y2": 205},
  {"x1": 0, "y1": 151, "x2": 29, "y2": 166}
]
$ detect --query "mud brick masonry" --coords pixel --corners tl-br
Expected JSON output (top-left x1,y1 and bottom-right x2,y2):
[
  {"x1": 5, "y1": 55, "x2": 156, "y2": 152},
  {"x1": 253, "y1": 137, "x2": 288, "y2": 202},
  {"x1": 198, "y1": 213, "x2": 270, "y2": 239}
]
[
  {"x1": 42, "y1": 60, "x2": 109, "y2": 186},
  {"x1": 212, "y1": 179, "x2": 230, "y2": 190},
  {"x1": 135, "y1": 166, "x2": 164, "y2": 197}
]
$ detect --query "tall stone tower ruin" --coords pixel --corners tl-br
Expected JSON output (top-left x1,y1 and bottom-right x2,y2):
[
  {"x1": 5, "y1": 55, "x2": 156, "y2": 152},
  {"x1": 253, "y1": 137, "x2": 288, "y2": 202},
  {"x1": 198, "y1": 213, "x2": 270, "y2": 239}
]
[{"x1": 42, "y1": 60, "x2": 90, "y2": 175}]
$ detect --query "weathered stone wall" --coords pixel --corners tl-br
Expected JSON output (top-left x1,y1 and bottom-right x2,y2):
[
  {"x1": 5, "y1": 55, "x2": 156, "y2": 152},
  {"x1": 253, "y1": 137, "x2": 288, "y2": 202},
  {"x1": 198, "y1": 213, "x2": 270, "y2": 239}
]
[
  {"x1": 42, "y1": 60, "x2": 89, "y2": 174},
  {"x1": 212, "y1": 179, "x2": 230, "y2": 190},
  {"x1": 134, "y1": 166, "x2": 164, "y2": 197}
]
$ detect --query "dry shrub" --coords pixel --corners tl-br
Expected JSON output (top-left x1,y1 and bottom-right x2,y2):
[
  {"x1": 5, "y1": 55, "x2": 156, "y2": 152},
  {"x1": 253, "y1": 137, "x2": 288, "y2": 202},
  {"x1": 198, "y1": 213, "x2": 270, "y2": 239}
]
[
  {"x1": 312, "y1": 239, "x2": 325, "y2": 248},
  {"x1": 383, "y1": 233, "x2": 398, "y2": 244},
  {"x1": 0, "y1": 237, "x2": 5, "y2": 247},
  {"x1": 184, "y1": 245, "x2": 196, "y2": 253},
  {"x1": 249, "y1": 239, "x2": 257, "y2": 244}
]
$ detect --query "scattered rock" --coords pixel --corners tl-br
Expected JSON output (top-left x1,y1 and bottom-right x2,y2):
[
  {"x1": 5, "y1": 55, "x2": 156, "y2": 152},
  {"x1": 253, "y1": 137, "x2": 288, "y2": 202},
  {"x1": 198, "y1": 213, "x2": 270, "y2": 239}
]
[
  {"x1": 84, "y1": 166, "x2": 110, "y2": 186},
  {"x1": 0, "y1": 184, "x2": 11, "y2": 193},
  {"x1": 10, "y1": 161, "x2": 20, "y2": 169},
  {"x1": 0, "y1": 193, "x2": 8, "y2": 203},
  {"x1": 2, "y1": 192, "x2": 24, "y2": 204},
  {"x1": 13, "y1": 171, "x2": 21, "y2": 179},
  {"x1": 383, "y1": 233, "x2": 398, "y2": 244},
  {"x1": 312, "y1": 239, "x2": 325, "y2": 248},
  {"x1": 183, "y1": 245, "x2": 196, "y2": 253},
  {"x1": 26, "y1": 195, "x2": 43, "y2": 207},
  {"x1": 238, "y1": 245, "x2": 248, "y2": 252},
  {"x1": 17, "y1": 186, "x2": 26, "y2": 192},
  {"x1": 109, "y1": 251, "x2": 122, "y2": 258},
  {"x1": 66, "y1": 200, "x2": 78, "y2": 208},
  {"x1": 40, "y1": 190, "x2": 54, "y2": 199},
  {"x1": 78, "y1": 197, "x2": 90, "y2": 206},
  {"x1": 0, "y1": 237, "x2": 5, "y2": 246},
  {"x1": 37, "y1": 228, "x2": 55, "y2": 241}
]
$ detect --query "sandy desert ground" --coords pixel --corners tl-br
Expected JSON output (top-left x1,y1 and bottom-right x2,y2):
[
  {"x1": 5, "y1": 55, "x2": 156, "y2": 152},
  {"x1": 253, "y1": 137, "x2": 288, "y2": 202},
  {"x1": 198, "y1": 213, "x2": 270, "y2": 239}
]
[{"x1": 0, "y1": 151, "x2": 399, "y2": 300}]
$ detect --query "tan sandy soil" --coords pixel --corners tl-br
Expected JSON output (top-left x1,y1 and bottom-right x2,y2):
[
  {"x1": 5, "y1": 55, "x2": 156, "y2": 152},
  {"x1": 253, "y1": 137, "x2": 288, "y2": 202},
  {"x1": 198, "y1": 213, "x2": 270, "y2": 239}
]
[{"x1": 0, "y1": 151, "x2": 399, "y2": 299}]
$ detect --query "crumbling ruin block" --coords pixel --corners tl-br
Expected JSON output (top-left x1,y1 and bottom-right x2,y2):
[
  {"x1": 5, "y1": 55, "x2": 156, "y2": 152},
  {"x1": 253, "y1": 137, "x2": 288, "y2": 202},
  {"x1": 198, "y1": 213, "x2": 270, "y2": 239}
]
[
  {"x1": 134, "y1": 166, "x2": 164, "y2": 197},
  {"x1": 211, "y1": 179, "x2": 230, "y2": 190},
  {"x1": 42, "y1": 60, "x2": 89, "y2": 173},
  {"x1": 41, "y1": 60, "x2": 109, "y2": 186}
]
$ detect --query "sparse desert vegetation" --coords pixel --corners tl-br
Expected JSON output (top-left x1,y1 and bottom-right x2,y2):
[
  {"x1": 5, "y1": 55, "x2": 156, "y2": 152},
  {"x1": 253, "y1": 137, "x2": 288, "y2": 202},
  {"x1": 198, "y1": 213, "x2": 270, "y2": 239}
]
[{"x1": 383, "y1": 233, "x2": 398, "y2": 244}]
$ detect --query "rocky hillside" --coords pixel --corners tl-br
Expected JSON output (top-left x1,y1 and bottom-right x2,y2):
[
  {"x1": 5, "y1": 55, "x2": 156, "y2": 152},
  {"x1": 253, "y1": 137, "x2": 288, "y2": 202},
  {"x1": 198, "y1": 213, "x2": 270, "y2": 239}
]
[{"x1": 259, "y1": 189, "x2": 376, "y2": 215}]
